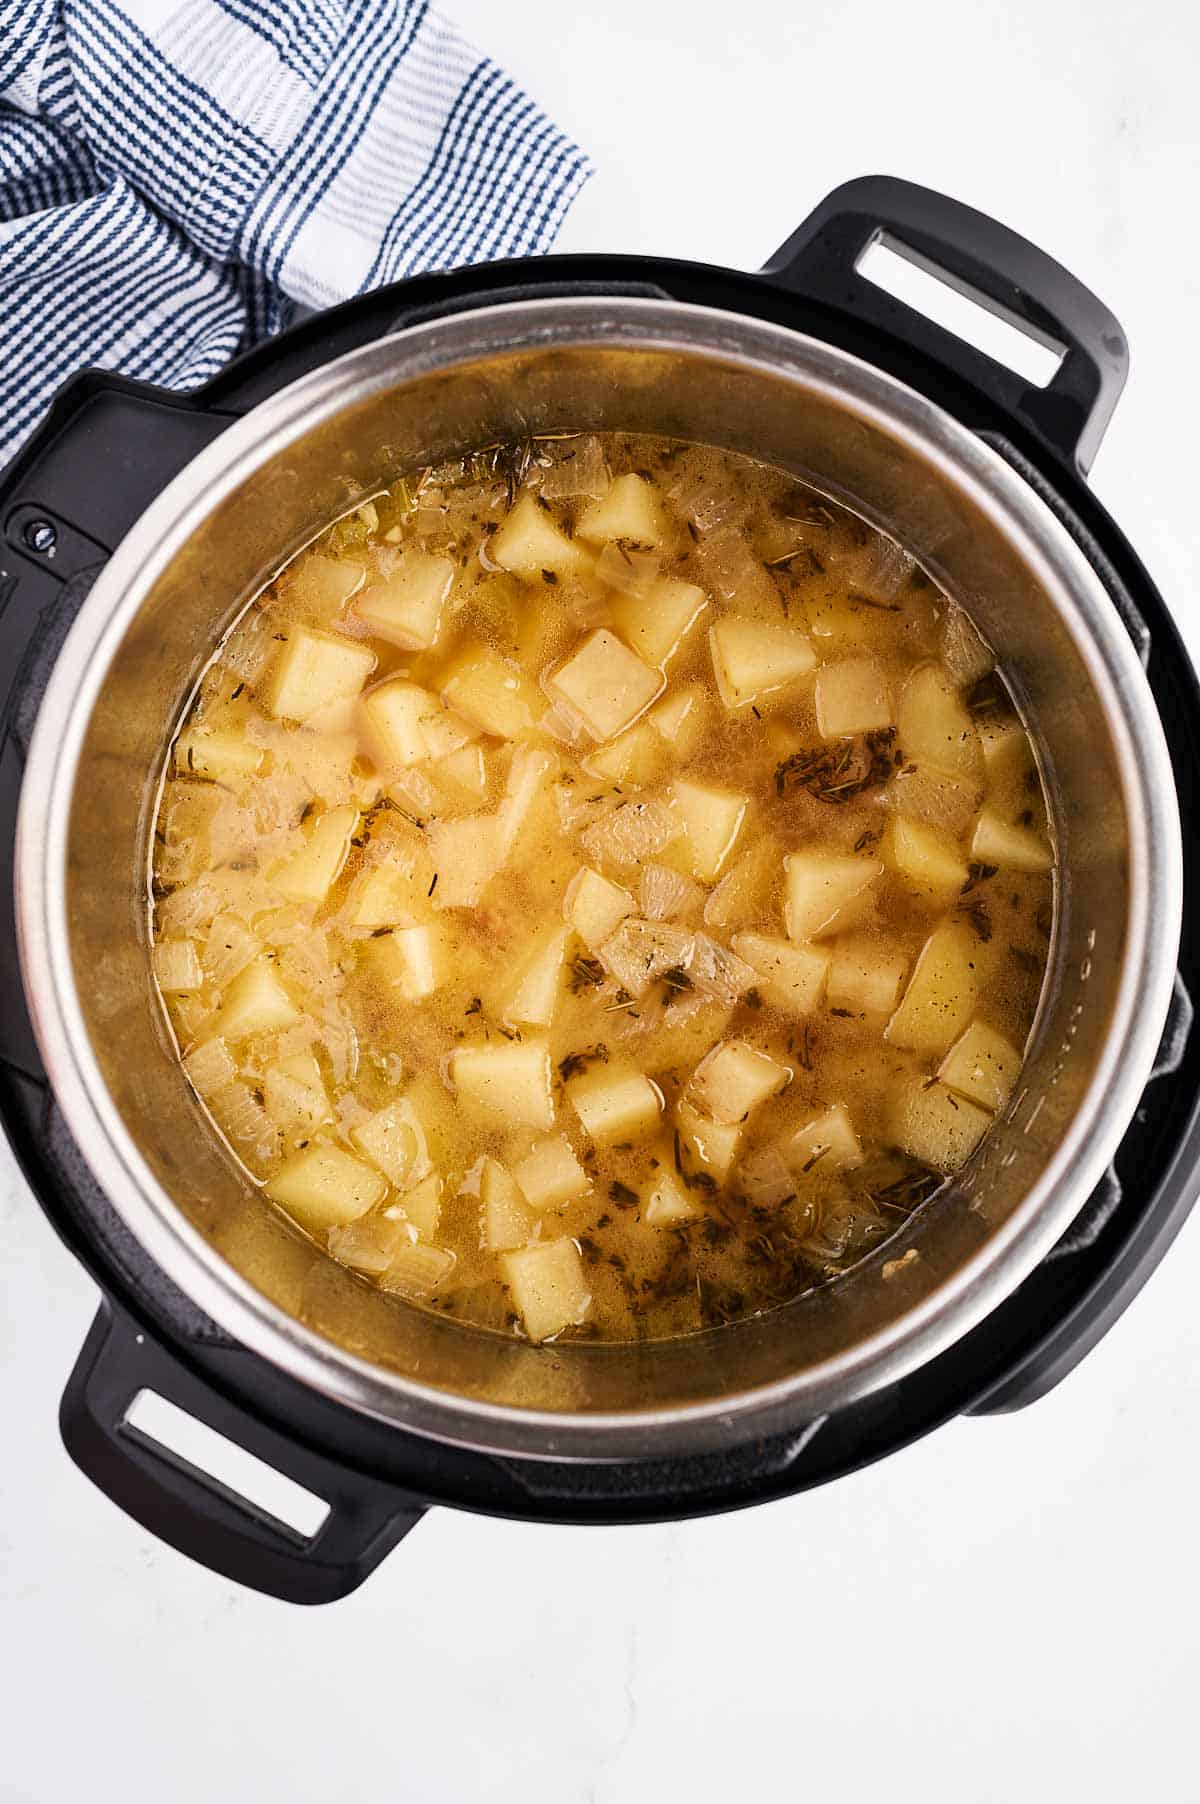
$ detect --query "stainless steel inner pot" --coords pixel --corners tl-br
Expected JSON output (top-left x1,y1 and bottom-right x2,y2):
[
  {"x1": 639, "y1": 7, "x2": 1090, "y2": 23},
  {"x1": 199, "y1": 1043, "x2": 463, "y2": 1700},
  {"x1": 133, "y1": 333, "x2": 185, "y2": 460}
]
[{"x1": 15, "y1": 299, "x2": 1182, "y2": 1461}]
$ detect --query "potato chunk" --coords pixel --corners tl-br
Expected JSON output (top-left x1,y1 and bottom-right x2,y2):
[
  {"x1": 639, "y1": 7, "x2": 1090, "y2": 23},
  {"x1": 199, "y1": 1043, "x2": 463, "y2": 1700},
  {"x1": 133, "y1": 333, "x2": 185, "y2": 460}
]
[
  {"x1": 581, "y1": 722, "x2": 668, "y2": 787},
  {"x1": 268, "y1": 804, "x2": 357, "y2": 905},
  {"x1": 264, "y1": 1053, "x2": 331, "y2": 1134},
  {"x1": 882, "y1": 814, "x2": 969, "y2": 911},
  {"x1": 939, "y1": 1020, "x2": 1021, "y2": 1113},
  {"x1": 366, "y1": 924, "x2": 443, "y2": 1001},
  {"x1": 564, "y1": 866, "x2": 635, "y2": 950},
  {"x1": 174, "y1": 728, "x2": 262, "y2": 783},
  {"x1": 512, "y1": 1135, "x2": 590, "y2": 1210},
  {"x1": 501, "y1": 927, "x2": 569, "y2": 1028},
  {"x1": 784, "y1": 851, "x2": 882, "y2": 940},
  {"x1": 569, "y1": 1066, "x2": 663, "y2": 1141},
  {"x1": 427, "y1": 815, "x2": 502, "y2": 908},
  {"x1": 647, "y1": 684, "x2": 707, "y2": 753},
  {"x1": 353, "y1": 551, "x2": 454, "y2": 650},
  {"x1": 153, "y1": 940, "x2": 204, "y2": 993},
  {"x1": 451, "y1": 1040, "x2": 554, "y2": 1130},
  {"x1": 265, "y1": 1145, "x2": 386, "y2": 1231},
  {"x1": 267, "y1": 627, "x2": 375, "y2": 724},
  {"x1": 790, "y1": 1103, "x2": 863, "y2": 1173},
  {"x1": 676, "y1": 1100, "x2": 741, "y2": 1180},
  {"x1": 610, "y1": 577, "x2": 707, "y2": 667},
  {"x1": 441, "y1": 647, "x2": 535, "y2": 739},
  {"x1": 501, "y1": 1239, "x2": 591, "y2": 1342},
  {"x1": 885, "y1": 921, "x2": 979, "y2": 1056},
  {"x1": 732, "y1": 933, "x2": 829, "y2": 1014},
  {"x1": 826, "y1": 937, "x2": 908, "y2": 1016},
  {"x1": 351, "y1": 1098, "x2": 432, "y2": 1191},
  {"x1": 577, "y1": 472, "x2": 664, "y2": 547},
  {"x1": 971, "y1": 808, "x2": 1053, "y2": 872},
  {"x1": 480, "y1": 1157, "x2": 536, "y2": 1251},
  {"x1": 643, "y1": 1170, "x2": 701, "y2": 1225},
  {"x1": 814, "y1": 657, "x2": 892, "y2": 737},
  {"x1": 710, "y1": 618, "x2": 817, "y2": 710},
  {"x1": 688, "y1": 1040, "x2": 790, "y2": 1124},
  {"x1": 209, "y1": 957, "x2": 300, "y2": 1041},
  {"x1": 394, "y1": 1171, "x2": 442, "y2": 1240},
  {"x1": 490, "y1": 492, "x2": 590, "y2": 578},
  {"x1": 896, "y1": 665, "x2": 981, "y2": 778},
  {"x1": 671, "y1": 778, "x2": 747, "y2": 882},
  {"x1": 361, "y1": 680, "x2": 441, "y2": 769},
  {"x1": 892, "y1": 1077, "x2": 990, "y2": 1172},
  {"x1": 547, "y1": 629, "x2": 663, "y2": 741}
]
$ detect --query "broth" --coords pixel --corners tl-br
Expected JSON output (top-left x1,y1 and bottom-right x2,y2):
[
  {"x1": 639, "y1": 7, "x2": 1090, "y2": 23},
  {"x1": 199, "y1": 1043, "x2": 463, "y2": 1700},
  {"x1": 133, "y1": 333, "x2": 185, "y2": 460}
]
[{"x1": 151, "y1": 434, "x2": 1054, "y2": 1344}]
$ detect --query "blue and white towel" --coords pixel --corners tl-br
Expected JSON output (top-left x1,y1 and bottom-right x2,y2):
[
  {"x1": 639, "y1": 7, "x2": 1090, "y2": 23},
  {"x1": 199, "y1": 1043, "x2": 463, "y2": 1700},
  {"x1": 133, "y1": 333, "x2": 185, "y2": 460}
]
[{"x1": 0, "y1": 0, "x2": 592, "y2": 467}]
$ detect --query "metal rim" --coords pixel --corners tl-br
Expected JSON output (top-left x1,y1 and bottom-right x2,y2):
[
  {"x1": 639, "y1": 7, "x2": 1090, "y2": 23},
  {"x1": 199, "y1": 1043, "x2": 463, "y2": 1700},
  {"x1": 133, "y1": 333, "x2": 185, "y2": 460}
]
[{"x1": 15, "y1": 298, "x2": 1183, "y2": 1461}]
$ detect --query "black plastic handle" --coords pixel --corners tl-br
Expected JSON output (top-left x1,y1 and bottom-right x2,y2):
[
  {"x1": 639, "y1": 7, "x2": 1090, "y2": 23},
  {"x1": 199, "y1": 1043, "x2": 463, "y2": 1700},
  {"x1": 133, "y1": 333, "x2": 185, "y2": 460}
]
[
  {"x1": 762, "y1": 175, "x2": 1128, "y2": 475},
  {"x1": 61, "y1": 1301, "x2": 425, "y2": 1603}
]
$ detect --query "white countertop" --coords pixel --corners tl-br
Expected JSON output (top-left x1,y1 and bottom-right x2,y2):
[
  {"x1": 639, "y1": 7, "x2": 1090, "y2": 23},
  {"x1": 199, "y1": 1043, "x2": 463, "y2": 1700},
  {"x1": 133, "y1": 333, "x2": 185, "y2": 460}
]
[{"x1": 4, "y1": 2, "x2": 1200, "y2": 1798}]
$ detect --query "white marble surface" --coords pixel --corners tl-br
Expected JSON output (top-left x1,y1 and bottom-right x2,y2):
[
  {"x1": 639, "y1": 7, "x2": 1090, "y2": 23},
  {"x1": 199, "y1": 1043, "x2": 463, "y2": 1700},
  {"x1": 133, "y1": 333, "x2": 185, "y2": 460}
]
[{"x1": 4, "y1": 2, "x2": 1200, "y2": 1798}]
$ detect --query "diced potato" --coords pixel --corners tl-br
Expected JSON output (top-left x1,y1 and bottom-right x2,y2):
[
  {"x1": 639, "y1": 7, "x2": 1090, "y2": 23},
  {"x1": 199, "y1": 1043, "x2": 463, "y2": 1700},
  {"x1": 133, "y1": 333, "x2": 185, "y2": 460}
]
[
  {"x1": 451, "y1": 1040, "x2": 554, "y2": 1131},
  {"x1": 265, "y1": 1145, "x2": 387, "y2": 1232},
  {"x1": 261, "y1": 1050, "x2": 327, "y2": 1126},
  {"x1": 427, "y1": 815, "x2": 502, "y2": 908},
  {"x1": 269, "y1": 729, "x2": 357, "y2": 805},
  {"x1": 442, "y1": 647, "x2": 535, "y2": 739},
  {"x1": 704, "y1": 839, "x2": 779, "y2": 931},
  {"x1": 490, "y1": 492, "x2": 590, "y2": 579},
  {"x1": 432, "y1": 742, "x2": 488, "y2": 806},
  {"x1": 379, "y1": 1242, "x2": 457, "y2": 1296},
  {"x1": 184, "y1": 1036, "x2": 237, "y2": 1098},
  {"x1": 709, "y1": 618, "x2": 817, "y2": 710},
  {"x1": 784, "y1": 851, "x2": 882, "y2": 940},
  {"x1": 643, "y1": 1170, "x2": 701, "y2": 1225},
  {"x1": 208, "y1": 957, "x2": 301, "y2": 1042},
  {"x1": 512, "y1": 1135, "x2": 590, "y2": 1210},
  {"x1": 348, "y1": 863, "x2": 431, "y2": 930},
  {"x1": 971, "y1": 808, "x2": 1053, "y2": 872},
  {"x1": 978, "y1": 718, "x2": 1031, "y2": 784},
  {"x1": 366, "y1": 924, "x2": 443, "y2": 1001},
  {"x1": 732, "y1": 933, "x2": 829, "y2": 1014},
  {"x1": 671, "y1": 778, "x2": 747, "y2": 882},
  {"x1": 416, "y1": 705, "x2": 476, "y2": 763},
  {"x1": 676, "y1": 1100, "x2": 741, "y2": 1181},
  {"x1": 939, "y1": 1020, "x2": 1021, "y2": 1113},
  {"x1": 688, "y1": 1040, "x2": 790, "y2": 1124},
  {"x1": 790, "y1": 1103, "x2": 863, "y2": 1173},
  {"x1": 351, "y1": 1097, "x2": 432, "y2": 1191},
  {"x1": 611, "y1": 577, "x2": 707, "y2": 667},
  {"x1": 598, "y1": 917, "x2": 693, "y2": 998},
  {"x1": 577, "y1": 472, "x2": 665, "y2": 548},
  {"x1": 268, "y1": 804, "x2": 357, "y2": 905},
  {"x1": 501, "y1": 1239, "x2": 591, "y2": 1342},
  {"x1": 352, "y1": 551, "x2": 454, "y2": 650},
  {"x1": 497, "y1": 745, "x2": 556, "y2": 857},
  {"x1": 174, "y1": 728, "x2": 263, "y2": 783},
  {"x1": 582, "y1": 722, "x2": 668, "y2": 787},
  {"x1": 361, "y1": 680, "x2": 440, "y2": 769},
  {"x1": 502, "y1": 927, "x2": 569, "y2": 1027},
  {"x1": 826, "y1": 936, "x2": 908, "y2": 1016},
  {"x1": 480, "y1": 1157, "x2": 536, "y2": 1250},
  {"x1": 153, "y1": 940, "x2": 204, "y2": 993},
  {"x1": 267, "y1": 627, "x2": 375, "y2": 724},
  {"x1": 564, "y1": 865, "x2": 635, "y2": 950},
  {"x1": 285, "y1": 552, "x2": 365, "y2": 617},
  {"x1": 882, "y1": 814, "x2": 969, "y2": 910},
  {"x1": 647, "y1": 684, "x2": 707, "y2": 754},
  {"x1": 896, "y1": 665, "x2": 982, "y2": 778},
  {"x1": 814, "y1": 657, "x2": 892, "y2": 737},
  {"x1": 569, "y1": 1065, "x2": 663, "y2": 1141},
  {"x1": 389, "y1": 1171, "x2": 442, "y2": 1240},
  {"x1": 885, "y1": 920, "x2": 979, "y2": 1056},
  {"x1": 891, "y1": 1077, "x2": 991, "y2": 1173},
  {"x1": 547, "y1": 629, "x2": 663, "y2": 742}
]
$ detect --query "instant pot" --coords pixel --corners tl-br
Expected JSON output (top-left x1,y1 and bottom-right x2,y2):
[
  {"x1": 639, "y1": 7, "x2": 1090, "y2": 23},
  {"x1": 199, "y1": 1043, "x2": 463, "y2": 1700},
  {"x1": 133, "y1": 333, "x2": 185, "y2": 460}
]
[{"x1": 4, "y1": 177, "x2": 1198, "y2": 1604}]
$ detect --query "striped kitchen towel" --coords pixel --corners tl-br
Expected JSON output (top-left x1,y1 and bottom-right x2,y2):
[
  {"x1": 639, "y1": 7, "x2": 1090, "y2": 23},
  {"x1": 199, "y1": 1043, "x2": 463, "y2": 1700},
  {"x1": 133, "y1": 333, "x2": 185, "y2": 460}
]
[{"x1": 0, "y1": 0, "x2": 592, "y2": 467}]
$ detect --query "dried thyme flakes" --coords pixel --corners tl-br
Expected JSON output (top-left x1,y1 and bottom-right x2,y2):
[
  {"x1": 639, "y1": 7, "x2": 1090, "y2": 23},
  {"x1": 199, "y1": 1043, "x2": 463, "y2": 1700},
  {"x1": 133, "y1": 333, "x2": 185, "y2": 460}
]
[{"x1": 774, "y1": 729, "x2": 898, "y2": 804}]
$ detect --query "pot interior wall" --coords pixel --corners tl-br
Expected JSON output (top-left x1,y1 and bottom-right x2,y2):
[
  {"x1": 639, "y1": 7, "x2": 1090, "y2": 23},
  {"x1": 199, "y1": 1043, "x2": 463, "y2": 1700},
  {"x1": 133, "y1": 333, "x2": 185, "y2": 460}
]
[{"x1": 64, "y1": 338, "x2": 1133, "y2": 1417}]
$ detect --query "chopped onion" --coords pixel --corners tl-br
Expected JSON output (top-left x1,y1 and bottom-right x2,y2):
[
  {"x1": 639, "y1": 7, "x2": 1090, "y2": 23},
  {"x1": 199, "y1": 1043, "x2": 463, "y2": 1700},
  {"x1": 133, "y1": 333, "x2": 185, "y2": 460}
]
[
  {"x1": 940, "y1": 602, "x2": 995, "y2": 686},
  {"x1": 831, "y1": 535, "x2": 916, "y2": 602},
  {"x1": 183, "y1": 1036, "x2": 237, "y2": 1098},
  {"x1": 378, "y1": 1242, "x2": 456, "y2": 1296},
  {"x1": 687, "y1": 933, "x2": 757, "y2": 1005},
  {"x1": 667, "y1": 469, "x2": 736, "y2": 533},
  {"x1": 202, "y1": 913, "x2": 262, "y2": 989},
  {"x1": 740, "y1": 1145, "x2": 795, "y2": 1208},
  {"x1": 639, "y1": 862, "x2": 702, "y2": 921},
  {"x1": 537, "y1": 436, "x2": 610, "y2": 501},
  {"x1": 328, "y1": 1213, "x2": 415, "y2": 1275},
  {"x1": 595, "y1": 542, "x2": 660, "y2": 598},
  {"x1": 599, "y1": 918, "x2": 694, "y2": 997},
  {"x1": 581, "y1": 799, "x2": 680, "y2": 867},
  {"x1": 695, "y1": 529, "x2": 781, "y2": 612}
]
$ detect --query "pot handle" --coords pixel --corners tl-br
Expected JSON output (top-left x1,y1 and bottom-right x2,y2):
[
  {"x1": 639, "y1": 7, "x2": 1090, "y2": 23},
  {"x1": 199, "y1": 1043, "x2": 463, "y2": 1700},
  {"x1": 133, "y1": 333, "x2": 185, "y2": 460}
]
[
  {"x1": 60, "y1": 1300, "x2": 426, "y2": 1604},
  {"x1": 762, "y1": 175, "x2": 1128, "y2": 475}
]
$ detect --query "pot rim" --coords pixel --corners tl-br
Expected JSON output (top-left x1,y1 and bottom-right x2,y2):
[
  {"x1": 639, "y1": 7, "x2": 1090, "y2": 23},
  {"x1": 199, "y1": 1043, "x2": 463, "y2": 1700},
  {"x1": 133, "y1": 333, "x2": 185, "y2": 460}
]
[{"x1": 15, "y1": 297, "x2": 1183, "y2": 1461}]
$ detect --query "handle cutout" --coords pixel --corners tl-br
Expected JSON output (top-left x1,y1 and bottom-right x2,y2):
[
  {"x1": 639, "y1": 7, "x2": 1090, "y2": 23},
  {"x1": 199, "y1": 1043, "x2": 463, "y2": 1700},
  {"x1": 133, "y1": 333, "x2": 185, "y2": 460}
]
[
  {"x1": 123, "y1": 1390, "x2": 331, "y2": 1540},
  {"x1": 857, "y1": 234, "x2": 1065, "y2": 389}
]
